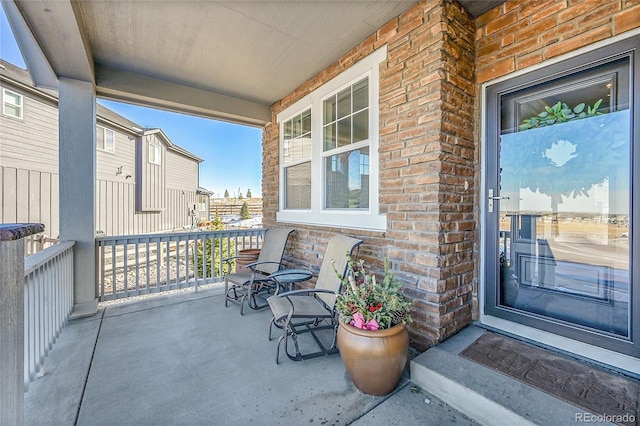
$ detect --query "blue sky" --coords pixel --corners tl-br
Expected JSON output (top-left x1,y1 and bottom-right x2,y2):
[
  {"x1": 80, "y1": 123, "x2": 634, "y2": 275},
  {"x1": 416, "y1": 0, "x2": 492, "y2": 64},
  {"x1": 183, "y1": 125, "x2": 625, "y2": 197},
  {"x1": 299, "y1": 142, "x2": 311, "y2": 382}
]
[{"x1": 0, "y1": 8, "x2": 263, "y2": 198}]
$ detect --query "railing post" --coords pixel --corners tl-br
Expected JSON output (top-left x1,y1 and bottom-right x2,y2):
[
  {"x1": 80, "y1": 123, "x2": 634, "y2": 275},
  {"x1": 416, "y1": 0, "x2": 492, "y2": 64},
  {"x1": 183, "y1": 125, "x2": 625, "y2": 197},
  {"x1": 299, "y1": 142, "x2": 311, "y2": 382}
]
[{"x1": 0, "y1": 223, "x2": 45, "y2": 426}]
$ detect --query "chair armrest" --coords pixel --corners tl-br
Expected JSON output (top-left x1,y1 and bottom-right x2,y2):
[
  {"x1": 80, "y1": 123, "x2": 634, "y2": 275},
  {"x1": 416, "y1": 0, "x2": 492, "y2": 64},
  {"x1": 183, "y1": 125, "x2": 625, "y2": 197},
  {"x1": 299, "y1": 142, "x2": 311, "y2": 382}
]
[
  {"x1": 275, "y1": 288, "x2": 335, "y2": 298},
  {"x1": 244, "y1": 260, "x2": 283, "y2": 269}
]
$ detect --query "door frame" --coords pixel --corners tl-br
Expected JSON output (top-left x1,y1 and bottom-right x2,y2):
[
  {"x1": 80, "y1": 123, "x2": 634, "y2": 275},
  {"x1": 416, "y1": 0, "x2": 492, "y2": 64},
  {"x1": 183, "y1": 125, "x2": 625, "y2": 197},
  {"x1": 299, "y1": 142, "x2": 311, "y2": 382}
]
[{"x1": 478, "y1": 29, "x2": 640, "y2": 376}]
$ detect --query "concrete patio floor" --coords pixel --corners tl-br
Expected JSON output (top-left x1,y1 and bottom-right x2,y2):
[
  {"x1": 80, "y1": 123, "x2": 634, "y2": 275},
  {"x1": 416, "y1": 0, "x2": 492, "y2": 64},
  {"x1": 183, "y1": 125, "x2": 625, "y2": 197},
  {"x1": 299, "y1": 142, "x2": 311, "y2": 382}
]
[{"x1": 24, "y1": 285, "x2": 474, "y2": 426}]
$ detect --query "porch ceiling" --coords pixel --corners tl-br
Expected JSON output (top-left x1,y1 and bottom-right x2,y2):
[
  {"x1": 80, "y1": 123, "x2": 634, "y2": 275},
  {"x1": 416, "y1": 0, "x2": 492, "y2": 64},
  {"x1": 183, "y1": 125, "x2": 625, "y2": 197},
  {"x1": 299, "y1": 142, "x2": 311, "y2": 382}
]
[{"x1": 7, "y1": 0, "x2": 504, "y2": 127}]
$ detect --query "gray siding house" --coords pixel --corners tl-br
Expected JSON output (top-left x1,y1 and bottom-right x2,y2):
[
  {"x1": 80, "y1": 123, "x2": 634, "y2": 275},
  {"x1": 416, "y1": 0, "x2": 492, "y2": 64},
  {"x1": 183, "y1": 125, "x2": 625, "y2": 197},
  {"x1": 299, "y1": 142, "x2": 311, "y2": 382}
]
[{"x1": 0, "y1": 59, "x2": 209, "y2": 239}]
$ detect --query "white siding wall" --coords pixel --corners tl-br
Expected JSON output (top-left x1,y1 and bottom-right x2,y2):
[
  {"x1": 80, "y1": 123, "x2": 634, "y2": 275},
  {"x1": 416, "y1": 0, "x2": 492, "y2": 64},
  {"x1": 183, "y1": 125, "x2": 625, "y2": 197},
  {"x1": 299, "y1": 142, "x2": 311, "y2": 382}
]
[
  {"x1": 1, "y1": 81, "x2": 203, "y2": 238},
  {"x1": 0, "y1": 83, "x2": 59, "y2": 237}
]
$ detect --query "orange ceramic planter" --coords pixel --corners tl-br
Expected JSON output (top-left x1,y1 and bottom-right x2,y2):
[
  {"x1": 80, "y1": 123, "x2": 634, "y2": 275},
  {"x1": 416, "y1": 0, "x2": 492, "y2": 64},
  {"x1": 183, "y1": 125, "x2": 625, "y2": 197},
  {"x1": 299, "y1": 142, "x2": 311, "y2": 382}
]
[{"x1": 337, "y1": 320, "x2": 409, "y2": 396}]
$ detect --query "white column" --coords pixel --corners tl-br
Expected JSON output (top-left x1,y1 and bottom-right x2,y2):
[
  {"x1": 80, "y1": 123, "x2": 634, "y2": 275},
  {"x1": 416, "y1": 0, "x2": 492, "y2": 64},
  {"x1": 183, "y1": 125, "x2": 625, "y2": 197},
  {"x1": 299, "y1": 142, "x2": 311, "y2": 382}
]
[{"x1": 58, "y1": 78, "x2": 98, "y2": 317}]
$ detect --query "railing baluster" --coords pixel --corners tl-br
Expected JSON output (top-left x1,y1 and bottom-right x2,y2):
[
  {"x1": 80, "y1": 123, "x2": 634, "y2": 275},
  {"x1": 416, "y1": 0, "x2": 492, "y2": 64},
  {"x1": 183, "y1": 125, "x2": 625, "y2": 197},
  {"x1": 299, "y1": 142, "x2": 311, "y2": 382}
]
[
  {"x1": 165, "y1": 239, "x2": 171, "y2": 289},
  {"x1": 135, "y1": 242, "x2": 140, "y2": 294},
  {"x1": 94, "y1": 228, "x2": 266, "y2": 300},
  {"x1": 23, "y1": 241, "x2": 75, "y2": 388}
]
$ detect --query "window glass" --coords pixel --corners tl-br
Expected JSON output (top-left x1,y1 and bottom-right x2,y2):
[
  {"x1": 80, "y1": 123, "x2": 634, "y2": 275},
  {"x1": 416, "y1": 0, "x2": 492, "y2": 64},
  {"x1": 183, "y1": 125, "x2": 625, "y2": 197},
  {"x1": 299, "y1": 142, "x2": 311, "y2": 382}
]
[
  {"x1": 282, "y1": 109, "x2": 312, "y2": 164},
  {"x1": 148, "y1": 143, "x2": 161, "y2": 165},
  {"x1": 104, "y1": 129, "x2": 114, "y2": 152},
  {"x1": 283, "y1": 109, "x2": 312, "y2": 209},
  {"x1": 97, "y1": 126, "x2": 115, "y2": 152},
  {"x1": 325, "y1": 147, "x2": 369, "y2": 209},
  {"x1": 3, "y1": 89, "x2": 22, "y2": 118},
  {"x1": 353, "y1": 110, "x2": 369, "y2": 143},
  {"x1": 324, "y1": 122, "x2": 336, "y2": 151},
  {"x1": 337, "y1": 87, "x2": 351, "y2": 119},
  {"x1": 285, "y1": 162, "x2": 311, "y2": 209},
  {"x1": 353, "y1": 78, "x2": 368, "y2": 112},
  {"x1": 323, "y1": 77, "x2": 369, "y2": 152}
]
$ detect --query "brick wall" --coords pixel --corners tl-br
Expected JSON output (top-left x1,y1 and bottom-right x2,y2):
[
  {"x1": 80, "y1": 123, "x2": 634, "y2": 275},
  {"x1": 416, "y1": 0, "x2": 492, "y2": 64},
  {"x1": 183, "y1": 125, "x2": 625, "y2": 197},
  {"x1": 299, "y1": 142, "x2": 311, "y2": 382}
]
[
  {"x1": 263, "y1": 0, "x2": 476, "y2": 350},
  {"x1": 476, "y1": 0, "x2": 640, "y2": 85},
  {"x1": 472, "y1": 0, "x2": 640, "y2": 318}
]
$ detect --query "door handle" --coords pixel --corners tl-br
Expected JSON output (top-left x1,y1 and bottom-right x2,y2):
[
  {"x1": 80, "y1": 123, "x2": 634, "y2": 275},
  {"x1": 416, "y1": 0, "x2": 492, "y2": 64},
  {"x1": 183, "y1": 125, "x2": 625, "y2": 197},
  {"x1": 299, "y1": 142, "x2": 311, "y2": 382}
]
[{"x1": 487, "y1": 189, "x2": 509, "y2": 213}]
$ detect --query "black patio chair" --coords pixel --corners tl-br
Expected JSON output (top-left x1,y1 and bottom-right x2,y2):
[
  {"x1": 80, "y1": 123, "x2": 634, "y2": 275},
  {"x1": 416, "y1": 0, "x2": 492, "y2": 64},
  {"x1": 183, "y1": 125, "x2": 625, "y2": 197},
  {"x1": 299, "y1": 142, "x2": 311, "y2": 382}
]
[
  {"x1": 267, "y1": 235, "x2": 363, "y2": 363},
  {"x1": 223, "y1": 228, "x2": 294, "y2": 315}
]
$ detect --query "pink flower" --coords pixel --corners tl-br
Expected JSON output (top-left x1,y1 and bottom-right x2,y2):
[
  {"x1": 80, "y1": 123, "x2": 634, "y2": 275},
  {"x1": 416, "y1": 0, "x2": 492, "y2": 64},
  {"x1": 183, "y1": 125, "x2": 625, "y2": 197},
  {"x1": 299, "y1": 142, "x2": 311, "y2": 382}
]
[{"x1": 349, "y1": 312, "x2": 380, "y2": 330}]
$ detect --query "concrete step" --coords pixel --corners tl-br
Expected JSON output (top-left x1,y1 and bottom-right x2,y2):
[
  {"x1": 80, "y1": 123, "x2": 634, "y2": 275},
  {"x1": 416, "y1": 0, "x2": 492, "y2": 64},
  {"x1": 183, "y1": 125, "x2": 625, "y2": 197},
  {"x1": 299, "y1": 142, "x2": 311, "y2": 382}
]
[{"x1": 410, "y1": 325, "x2": 616, "y2": 426}]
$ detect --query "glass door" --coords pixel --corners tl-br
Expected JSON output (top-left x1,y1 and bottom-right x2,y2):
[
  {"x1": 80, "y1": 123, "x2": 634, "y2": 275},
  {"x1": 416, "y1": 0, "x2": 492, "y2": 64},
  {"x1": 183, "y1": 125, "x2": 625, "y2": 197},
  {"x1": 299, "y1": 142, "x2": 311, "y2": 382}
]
[{"x1": 485, "y1": 39, "x2": 638, "y2": 358}]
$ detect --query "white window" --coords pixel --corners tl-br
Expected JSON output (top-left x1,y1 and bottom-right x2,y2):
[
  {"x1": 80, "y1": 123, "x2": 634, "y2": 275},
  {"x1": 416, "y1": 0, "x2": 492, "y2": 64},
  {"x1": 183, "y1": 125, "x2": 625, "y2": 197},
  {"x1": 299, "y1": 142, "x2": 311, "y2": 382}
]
[
  {"x1": 97, "y1": 126, "x2": 115, "y2": 152},
  {"x1": 3, "y1": 89, "x2": 23, "y2": 119},
  {"x1": 198, "y1": 195, "x2": 208, "y2": 212},
  {"x1": 277, "y1": 46, "x2": 386, "y2": 231},
  {"x1": 283, "y1": 109, "x2": 311, "y2": 209},
  {"x1": 148, "y1": 143, "x2": 161, "y2": 165}
]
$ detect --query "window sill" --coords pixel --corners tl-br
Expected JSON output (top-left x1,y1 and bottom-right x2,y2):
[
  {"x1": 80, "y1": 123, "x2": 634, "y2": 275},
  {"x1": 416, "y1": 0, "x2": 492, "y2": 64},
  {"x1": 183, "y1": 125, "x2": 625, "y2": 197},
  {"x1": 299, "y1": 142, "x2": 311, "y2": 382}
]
[{"x1": 276, "y1": 210, "x2": 386, "y2": 231}]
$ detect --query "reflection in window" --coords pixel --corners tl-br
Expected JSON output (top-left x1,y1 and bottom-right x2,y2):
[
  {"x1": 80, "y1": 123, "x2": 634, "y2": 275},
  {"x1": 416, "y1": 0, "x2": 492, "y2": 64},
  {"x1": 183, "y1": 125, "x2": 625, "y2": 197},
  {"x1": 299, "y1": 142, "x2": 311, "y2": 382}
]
[
  {"x1": 497, "y1": 56, "x2": 631, "y2": 337},
  {"x1": 325, "y1": 148, "x2": 369, "y2": 209}
]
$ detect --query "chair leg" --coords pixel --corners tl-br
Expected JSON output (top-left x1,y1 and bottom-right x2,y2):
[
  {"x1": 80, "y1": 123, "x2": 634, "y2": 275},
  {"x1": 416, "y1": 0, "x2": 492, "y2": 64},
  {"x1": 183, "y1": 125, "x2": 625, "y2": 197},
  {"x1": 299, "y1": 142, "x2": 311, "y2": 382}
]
[{"x1": 239, "y1": 293, "x2": 246, "y2": 315}]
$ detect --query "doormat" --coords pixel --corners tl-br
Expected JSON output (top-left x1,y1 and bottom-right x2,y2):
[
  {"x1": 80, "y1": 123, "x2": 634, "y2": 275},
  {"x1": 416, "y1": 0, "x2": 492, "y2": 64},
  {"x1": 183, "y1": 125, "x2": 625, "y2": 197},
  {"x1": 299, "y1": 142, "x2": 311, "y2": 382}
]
[{"x1": 460, "y1": 332, "x2": 639, "y2": 426}]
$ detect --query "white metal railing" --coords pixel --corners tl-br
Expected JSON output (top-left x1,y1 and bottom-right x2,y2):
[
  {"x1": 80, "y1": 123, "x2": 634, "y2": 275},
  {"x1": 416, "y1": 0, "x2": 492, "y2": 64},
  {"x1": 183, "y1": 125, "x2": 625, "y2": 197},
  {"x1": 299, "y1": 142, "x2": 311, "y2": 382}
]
[
  {"x1": 96, "y1": 228, "x2": 266, "y2": 301},
  {"x1": 23, "y1": 241, "x2": 75, "y2": 389}
]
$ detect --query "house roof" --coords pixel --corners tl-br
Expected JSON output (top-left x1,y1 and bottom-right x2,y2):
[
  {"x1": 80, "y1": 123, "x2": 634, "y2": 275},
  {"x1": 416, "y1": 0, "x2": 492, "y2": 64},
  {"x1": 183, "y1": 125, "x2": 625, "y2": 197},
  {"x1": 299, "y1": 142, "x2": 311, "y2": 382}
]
[
  {"x1": 6, "y1": 0, "x2": 505, "y2": 128},
  {"x1": 142, "y1": 128, "x2": 204, "y2": 163},
  {"x1": 0, "y1": 58, "x2": 203, "y2": 163},
  {"x1": 197, "y1": 187, "x2": 213, "y2": 196}
]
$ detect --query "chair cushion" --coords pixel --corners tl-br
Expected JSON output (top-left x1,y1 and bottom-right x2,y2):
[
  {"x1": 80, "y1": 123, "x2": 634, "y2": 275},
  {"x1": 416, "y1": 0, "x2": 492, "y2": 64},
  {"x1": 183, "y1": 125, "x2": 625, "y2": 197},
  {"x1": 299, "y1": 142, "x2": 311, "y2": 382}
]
[{"x1": 267, "y1": 294, "x2": 332, "y2": 321}]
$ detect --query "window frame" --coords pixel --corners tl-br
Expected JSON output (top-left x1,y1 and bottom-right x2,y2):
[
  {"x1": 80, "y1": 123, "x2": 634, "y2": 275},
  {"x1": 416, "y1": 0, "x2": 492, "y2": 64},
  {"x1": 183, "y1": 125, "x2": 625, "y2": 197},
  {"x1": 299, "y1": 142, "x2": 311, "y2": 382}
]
[
  {"x1": 96, "y1": 125, "x2": 115, "y2": 153},
  {"x1": 276, "y1": 46, "x2": 387, "y2": 231},
  {"x1": 2, "y1": 88, "x2": 23, "y2": 119}
]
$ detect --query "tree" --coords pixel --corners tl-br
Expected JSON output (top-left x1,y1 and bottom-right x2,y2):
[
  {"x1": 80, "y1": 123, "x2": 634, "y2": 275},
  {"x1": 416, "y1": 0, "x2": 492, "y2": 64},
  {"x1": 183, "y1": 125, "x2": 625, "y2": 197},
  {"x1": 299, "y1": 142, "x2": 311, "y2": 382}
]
[
  {"x1": 192, "y1": 213, "x2": 234, "y2": 278},
  {"x1": 246, "y1": 189, "x2": 252, "y2": 198},
  {"x1": 224, "y1": 189, "x2": 229, "y2": 198},
  {"x1": 240, "y1": 201, "x2": 250, "y2": 220}
]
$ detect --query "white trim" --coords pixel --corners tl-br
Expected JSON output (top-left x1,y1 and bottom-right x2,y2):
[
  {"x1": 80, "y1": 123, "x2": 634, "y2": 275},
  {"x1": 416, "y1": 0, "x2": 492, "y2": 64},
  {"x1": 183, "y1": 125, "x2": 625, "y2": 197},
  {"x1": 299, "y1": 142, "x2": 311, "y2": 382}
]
[
  {"x1": 478, "y1": 29, "x2": 640, "y2": 373},
  {"x1": 2, "y1": 88, "x2": 23, "y2": 119},
  {"x1": 276, "y1": 46, "x2": 387, "y2": 231}
]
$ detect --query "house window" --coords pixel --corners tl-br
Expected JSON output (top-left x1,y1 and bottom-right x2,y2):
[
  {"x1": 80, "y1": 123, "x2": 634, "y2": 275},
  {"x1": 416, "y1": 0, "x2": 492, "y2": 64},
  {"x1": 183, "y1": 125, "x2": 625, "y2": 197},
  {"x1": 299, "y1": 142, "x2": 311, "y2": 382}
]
[
  {"x1": 198, "y1": 195, "x2": 208, "y2": 212},
  {"x1": 283, "y1": 109, "x2": 311, "y2": 209},
  {"x1": 323, "y1": 78, "x2": 369, "y2": 209},
  {"x1": 97, "y1": 126, "x2": 115, "y2": 152},
  {"x1": 148, "y1": 143, "x2": 161, "y2": 165},
  {"x1": 277, "y1": 46, "x2": 386, "y2": 231},
  {"x1": 3, "y1": 89, "x2": 23, "y2": 119}
]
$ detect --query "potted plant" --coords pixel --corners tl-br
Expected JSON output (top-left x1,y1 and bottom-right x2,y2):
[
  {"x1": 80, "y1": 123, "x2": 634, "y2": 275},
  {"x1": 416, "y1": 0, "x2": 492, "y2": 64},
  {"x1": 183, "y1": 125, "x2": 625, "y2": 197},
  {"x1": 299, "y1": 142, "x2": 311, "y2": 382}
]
[{"x1": 334, "y1": 255, "x2": 412, "y2": 396}]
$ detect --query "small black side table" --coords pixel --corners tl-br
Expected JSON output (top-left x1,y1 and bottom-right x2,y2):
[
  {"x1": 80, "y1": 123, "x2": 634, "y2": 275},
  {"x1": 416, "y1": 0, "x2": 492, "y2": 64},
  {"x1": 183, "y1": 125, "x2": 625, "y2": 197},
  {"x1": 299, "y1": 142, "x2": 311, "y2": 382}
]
[{"x1": 268, "y1": 268, "x2": 313, "y2": 293}]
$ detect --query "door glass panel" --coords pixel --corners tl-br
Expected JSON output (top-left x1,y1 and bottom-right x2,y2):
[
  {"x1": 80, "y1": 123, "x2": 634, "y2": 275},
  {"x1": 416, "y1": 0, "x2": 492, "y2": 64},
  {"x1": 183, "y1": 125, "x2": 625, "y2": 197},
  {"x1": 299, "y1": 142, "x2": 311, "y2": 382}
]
[{"x1": 497, "y1": 60, "x2": 631, "y2": 337}]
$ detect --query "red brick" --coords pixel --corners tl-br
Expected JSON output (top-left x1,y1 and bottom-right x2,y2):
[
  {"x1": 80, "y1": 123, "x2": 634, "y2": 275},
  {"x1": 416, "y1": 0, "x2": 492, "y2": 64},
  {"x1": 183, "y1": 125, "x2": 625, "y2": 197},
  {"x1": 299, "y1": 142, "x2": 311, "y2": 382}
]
[
  {"x1": 486, "y1": 10, "x2": 518, "y2": 35},
  {"x1": 530, "y1": 0, "x2": 568, "y2": 23},
  {"x1": 544, "y1": 26, "x2": 612, "y2": 59},
  {"x1": 614, "y1": 4, "x2": 640, "y2": 34},
  {"x1": 477, "y1": 56, "x2": 515, "y2": 83}
]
